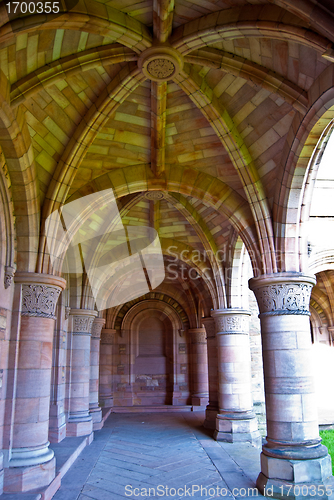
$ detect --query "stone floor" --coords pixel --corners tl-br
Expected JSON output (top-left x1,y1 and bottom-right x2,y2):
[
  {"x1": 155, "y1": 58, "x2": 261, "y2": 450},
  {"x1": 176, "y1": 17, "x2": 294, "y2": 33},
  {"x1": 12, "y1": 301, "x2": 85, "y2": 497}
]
[{"x1": 52, "y1": 412, "x2": 267, "y2": 500}]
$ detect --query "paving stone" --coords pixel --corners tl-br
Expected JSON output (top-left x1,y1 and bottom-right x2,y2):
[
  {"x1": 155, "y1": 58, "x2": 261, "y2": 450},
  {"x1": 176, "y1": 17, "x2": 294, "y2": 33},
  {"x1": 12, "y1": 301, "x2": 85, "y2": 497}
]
[
  {"x1": 53, "y1": 413, "x2": 265, "y2": 500},
  {"x1": 91, "y1": 461, "x2": 154, "y2": 481}
]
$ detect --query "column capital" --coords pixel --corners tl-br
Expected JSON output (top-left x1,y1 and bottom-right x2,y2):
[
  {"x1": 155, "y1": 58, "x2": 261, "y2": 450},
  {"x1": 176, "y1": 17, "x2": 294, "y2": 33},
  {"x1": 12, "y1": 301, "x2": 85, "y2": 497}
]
[
  {"x1": 65, "y1": 306, "x2": 71, "y2": 320},
  {"x1": 4, "y1": 265, "x2": 15, "y2": 289},
  {"x1": 101, "y1": 328, "x2": 116, "y2": 344},
  {"x1": 202, "y1": 317, "x2": 216, "y2": 338},
  {"x1": 15, "y1": 272, "x2": 66, "y2": 320},
  {"x1": 249, "y1": 272, "x2": 316, "y2": 316},
  {"x1": 91, "y1": 318, "x2": 106, "y2": 339},
  {"x1": 188, "y1": 327, "x2": 206, "y2": 344},
  {"x1": 211, "y1": 309, "x2": 250, "y2": 335},
  {"x1": 70, "y1": 309, "x2": 97, "y2": 336}
]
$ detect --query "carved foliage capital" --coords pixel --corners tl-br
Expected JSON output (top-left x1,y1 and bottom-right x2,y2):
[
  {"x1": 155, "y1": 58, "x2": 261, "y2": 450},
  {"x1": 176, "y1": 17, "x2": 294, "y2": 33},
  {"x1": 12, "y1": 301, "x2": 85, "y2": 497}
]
[
  {"x1": 71, "y1": 311, "x2": 97, "y2": 335},
  {"x1": 253, "y1": 283, "x2": 313, "y2": 315},
  {"x1": 65, "y1": 307, "x2": 71, "y2": 320},
  {"x1": 21, "y1": 284, "x2": 61, "y2": 319},
  {"x1": 101, "y1": 328, "x2": 116, "y2": 344},
  {"x1": 188, "y1": 328, "x2": 206, "y2": 344},
  {"x1": 91, "y1": 318, "x2": 106, "y2": 339},
  {"x1": 4, "y1": 266, "x2": 15, "y2": 289},
  {"x1": 213, "y1": 314, "x2": 249, "y2": 335},
  {"x1": 202, "y1": 318, "x2": 216, "y2": 338}
]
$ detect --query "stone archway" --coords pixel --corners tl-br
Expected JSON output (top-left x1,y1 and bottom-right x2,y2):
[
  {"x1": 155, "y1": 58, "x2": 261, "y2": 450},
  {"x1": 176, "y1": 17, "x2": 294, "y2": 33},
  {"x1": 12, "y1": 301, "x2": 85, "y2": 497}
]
[
  {"x1": 132, "y1": 310, "x2": 173, "y2": 406},
  {"x1": 112, "y1": 299, "x2": 189, "y2": 407}
]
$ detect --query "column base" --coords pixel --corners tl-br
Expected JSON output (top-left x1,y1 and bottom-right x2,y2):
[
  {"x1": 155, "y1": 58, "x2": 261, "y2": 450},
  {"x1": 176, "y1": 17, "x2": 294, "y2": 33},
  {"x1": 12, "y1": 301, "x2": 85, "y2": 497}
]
[
  {"x1": 49, "y1": 406, "x2": 66, "y2": 443},
  {"x1": 90, "y1": 407, "x2": 102, "y2": 422},
  {"x1": 0, "y1": 452, "x2": 3, "y2": 495},
  {"x1": 67, "y1": 415, "x2": 93, "y2": 437},
  {"x1": 4, "y1": 457, "x2": 55, "y2": 493},
  {"x1": 9, "y1": 443, "x2": 54, "y2": 467},
  {"x1": 204, "y1": 404, "x2": 219, "y2": 429},
  {"x1": 172, "y1": 391, "x2": 182, "y2": 405},
  {"x1": 214, "y1": 412, "x2": 262, "y2": 447},
  {"x1": 99, "y1": 397, "x2": 113, "y2": 408},
  {"x1": 257, "y1": 453, "x2": 334, "y2": 499},
  {"x1": 49, "y1": 422, "x2": 66, "y2": 444},
  {"x1": 192, "y1": 395, "x2": 209, "y2": 407},
  {"x1": 90, "y1": 407, "x2": 103, "y2": 430}
]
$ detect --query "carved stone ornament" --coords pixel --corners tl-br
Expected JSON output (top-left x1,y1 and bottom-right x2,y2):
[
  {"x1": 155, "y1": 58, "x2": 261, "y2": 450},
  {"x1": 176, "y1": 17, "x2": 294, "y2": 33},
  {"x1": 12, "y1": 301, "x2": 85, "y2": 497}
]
[
  {"x1": 65, "y1": 306, "x2": 71, "y2": 320},
  {"x1": 91, "y1": 318, "x2": 106, "y2": 339},
  {"x1": 249, "y1": 274, "x2": 316, "y2": 316},
  {"x1": 188, "y1": 328, "x2": 207, "y2": 344},
  {"x1": 21, "y1": 284, "x2": 61, "y2": 319},
  {"x1": 100, "y1": 329, "x2": 116, "y2": 344},
  {"x1": 213, "y1": 314, "x2": 249, "y2": 335},
  {"x1": 253, "y1": 283, "x2": 313, "y2": 315},
  {"x1": 147, "y1": 59, "x2": 175, "y2": 79},
  {"x1": 72, "y1": 315, "x2": 95, "y2": 335},
  {"x1": 4, "y1": 266, "x2": 15, "y2": 289},
  {"x1": 145, "y1": 191, "x2": 165, "y2": 201},
  {"x1": 138, "y1": 46, "x2": 183, "y2": 82},
  {"x1": 202, "y1": 317, "x2": 216, "y2": 338}
]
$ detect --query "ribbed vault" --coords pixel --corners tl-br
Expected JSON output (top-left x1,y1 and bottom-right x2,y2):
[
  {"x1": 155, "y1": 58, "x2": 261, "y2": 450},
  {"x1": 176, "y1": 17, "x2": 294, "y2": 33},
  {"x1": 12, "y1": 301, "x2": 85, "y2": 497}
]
[{"x1": 1, "y1": 0, "x2": 334, "y2": 315}]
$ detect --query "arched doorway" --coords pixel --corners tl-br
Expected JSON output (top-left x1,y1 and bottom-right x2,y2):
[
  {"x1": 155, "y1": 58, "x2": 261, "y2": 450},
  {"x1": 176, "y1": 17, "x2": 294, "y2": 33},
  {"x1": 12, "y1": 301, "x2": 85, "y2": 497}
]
[{"x1": 133, "y1": 311, "x2": 173, "y2": 405}]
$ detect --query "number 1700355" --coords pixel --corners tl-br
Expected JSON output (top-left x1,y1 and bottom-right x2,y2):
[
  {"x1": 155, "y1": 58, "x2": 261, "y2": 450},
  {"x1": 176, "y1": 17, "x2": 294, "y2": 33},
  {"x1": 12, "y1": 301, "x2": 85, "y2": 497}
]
[{"x1": 5, "y1": 2, "x2": 60, "y2": 14}]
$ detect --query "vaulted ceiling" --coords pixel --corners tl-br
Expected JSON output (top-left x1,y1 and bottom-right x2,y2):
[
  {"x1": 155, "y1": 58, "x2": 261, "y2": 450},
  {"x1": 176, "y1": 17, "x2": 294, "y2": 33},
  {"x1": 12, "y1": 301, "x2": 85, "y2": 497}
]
[{"x1": 1, "y1": 0, "x2": 334, "y2": 322}]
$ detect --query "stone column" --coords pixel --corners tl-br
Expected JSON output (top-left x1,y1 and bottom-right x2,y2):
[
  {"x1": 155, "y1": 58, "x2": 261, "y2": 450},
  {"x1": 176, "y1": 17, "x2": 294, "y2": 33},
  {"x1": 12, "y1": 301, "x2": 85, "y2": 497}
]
[
  {"x1": 211, "y1": 309, "x2": 261, "y2": 447},
  {"x1": 202, "y1": 317, "x2": 219, "y2": 429},
  {"x1": 89, "y1": 317, "x2": 105, "y2": 430},
  {"x1": 5, "y1": 273, "x2": 65, "y2": 492},
  {"x1": 99, "y1": 329, "x2": 115, "y2": 408},
  {"x1": 249, "y1": 273, "x2": 333, "y2": 499},
  {"x1": 49, "y1": 304, "x2": 69, "y2": 443},
  {"x1": 327, "y1": 326, "x2": 334, "y2": 345},
  {"x1": 188, "y1": 328, "x2": 209, "y2": 408},
  {"x1": 67, "y1": 309, "x2": 97, "y2": 437}
]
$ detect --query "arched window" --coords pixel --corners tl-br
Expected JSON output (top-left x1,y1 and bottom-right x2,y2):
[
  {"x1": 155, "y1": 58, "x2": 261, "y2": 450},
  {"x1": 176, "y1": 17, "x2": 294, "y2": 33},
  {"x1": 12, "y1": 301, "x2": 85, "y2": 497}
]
[{"x1": 308, "y1": 127, "x2": 334, "y2": 258}]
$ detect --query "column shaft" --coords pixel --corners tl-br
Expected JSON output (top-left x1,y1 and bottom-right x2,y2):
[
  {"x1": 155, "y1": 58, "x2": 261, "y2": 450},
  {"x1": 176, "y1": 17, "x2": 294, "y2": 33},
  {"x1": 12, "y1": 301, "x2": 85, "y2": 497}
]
[
  {"x1": 202, "y1": 317, "x2": 219, "y2": 429},
  {"x1": 99, "y1": 329, "x2": 115, "y2": 408},
  {"x1": 89, "y1": 317, "x2": 105, "y2": 430},
  {"x1": 212, "y1": 309, "x2": 260, "y2": 446},
  {"x1": 67, "y1": 309, "x2": 97, "y2": 437},
  {"x1": 49, "y1": 305, "x2": 69, "y2": 443},
  {"x1": 188, "y1": 328, "x2": 209, "y2": 408}
]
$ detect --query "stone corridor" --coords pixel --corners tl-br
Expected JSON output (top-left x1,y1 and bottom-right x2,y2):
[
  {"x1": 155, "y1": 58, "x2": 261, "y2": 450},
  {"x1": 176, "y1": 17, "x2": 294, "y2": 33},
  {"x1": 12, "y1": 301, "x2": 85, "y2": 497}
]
[
  {"x1": 3, "y1": 0, "x2": 334, "y2": 496},
  {"x1": 53, "y1": 412, "x2": 266, "y2": 500}
]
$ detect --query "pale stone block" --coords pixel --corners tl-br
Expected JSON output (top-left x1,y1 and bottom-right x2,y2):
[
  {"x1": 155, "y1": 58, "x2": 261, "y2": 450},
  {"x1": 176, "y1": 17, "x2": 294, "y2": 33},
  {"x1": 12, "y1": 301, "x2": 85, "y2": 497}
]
[
  {"x1": 4, "y1": 457, "x2": 55, "y2": 492},
  {"x1": 291, "y1": 421, "x2": 321, "y2": 442},
  {"x1": 66, "y1": 419, "x2": 93, "y2": 437},
  {"x1": 260, "y1": 454, "x2": 332, "y2": 483},
  {"x1": 261, "y1": 453, "x2": 294, "y2": 480},
  {"x1": 262, "y1": 331, "x2": 298, "y2": 351},
  {"x1": 273, "y1": 350, "x2": 311, "y2": 378},
  {"x1": 266, "y1": 393, "x2": 303, "y2": 422}
]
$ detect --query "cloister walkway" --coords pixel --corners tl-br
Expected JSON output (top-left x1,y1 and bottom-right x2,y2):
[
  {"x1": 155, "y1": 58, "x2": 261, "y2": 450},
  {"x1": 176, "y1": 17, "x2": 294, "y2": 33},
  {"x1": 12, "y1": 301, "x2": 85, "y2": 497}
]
[{"x1": 52, "y1": 412, "x2": 267, "y2": 500}]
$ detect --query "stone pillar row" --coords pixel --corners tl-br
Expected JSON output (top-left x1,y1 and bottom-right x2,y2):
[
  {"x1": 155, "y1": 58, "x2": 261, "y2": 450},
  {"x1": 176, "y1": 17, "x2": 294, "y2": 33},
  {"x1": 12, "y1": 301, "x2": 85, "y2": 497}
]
[
  {"x1": 3, "y1": 269, "x2": 114, "y2": 494},
  {"x1": 249, "y1": 273, "x2": 333, "y2": 500},
  {"x1": 211, "y1": 309, "x2": 261, "y2": 447},
  {"x1": 5, "y1": 273, "x2": 66, "y2": 492}
]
